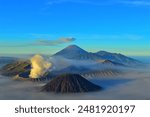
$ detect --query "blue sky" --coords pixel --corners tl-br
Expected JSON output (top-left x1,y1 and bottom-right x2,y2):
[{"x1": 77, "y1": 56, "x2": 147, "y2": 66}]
[{"x1": 0, "y1": 0, "x2": 150, "y2": 56}]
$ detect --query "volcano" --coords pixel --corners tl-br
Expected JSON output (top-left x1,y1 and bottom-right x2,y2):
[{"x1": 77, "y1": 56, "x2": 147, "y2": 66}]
[
  {"x1": 0, "y1": 60, "x2": 54, "y2": 81},
  {"x1": 42, "y1": 74, "x2": 102, "y2": 93},
  {"x1": 53, "y1": 45, "x2": 141, "y2": 66},
  {"x1": 54, "y1": 45, "x2": 102, "y2": 60},
  {"x1": 0, "y1": 60, "x2": 31, "y2": 76}
]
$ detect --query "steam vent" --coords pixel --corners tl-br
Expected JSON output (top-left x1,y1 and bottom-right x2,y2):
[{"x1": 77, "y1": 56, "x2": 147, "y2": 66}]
[{"x1": 42, "y1": 74, "x2": 102, "y2": 93}]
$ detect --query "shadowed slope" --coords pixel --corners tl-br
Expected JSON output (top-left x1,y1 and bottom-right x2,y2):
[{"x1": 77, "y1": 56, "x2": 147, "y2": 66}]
[{"x1": 42, "y1": 74, "x2": 102, "y2": 93}]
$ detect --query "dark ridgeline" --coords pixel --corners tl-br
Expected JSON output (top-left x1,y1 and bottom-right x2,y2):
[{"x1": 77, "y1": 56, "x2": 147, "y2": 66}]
[{"x1": 42, "y1": 74, "x2": 102, "y2": 93}]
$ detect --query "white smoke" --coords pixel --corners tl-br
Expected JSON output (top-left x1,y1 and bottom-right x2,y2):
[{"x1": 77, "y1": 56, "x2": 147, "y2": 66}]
[{"x1": 29, "y1": 55, "x2": 52, "y2": 78}]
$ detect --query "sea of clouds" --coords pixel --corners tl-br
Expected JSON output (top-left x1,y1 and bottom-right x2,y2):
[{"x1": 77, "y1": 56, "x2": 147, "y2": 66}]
[{"x1": 0, "y1": 56, "x2": 150, "y2": 100}]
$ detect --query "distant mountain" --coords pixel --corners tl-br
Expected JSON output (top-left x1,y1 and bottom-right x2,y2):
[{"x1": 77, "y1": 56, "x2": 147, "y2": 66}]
[
  {"x1": 0, "y1": 57, "x2": 18, "y2": 65},
  {"x1": 54, "y1": 45, "x2": 102, "y2": 60},
  {"x1": 41, "y1": 74, "x2": 102, "y2": 93},
  {"x1": 53, "y1": 45, "x2": 141, "y2": 66},
  {"x1": 96, "y1": 51, "x2": 141, "y2": 66}
]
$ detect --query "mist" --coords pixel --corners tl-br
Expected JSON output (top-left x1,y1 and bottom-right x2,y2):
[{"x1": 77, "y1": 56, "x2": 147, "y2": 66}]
[
  {"x1": 49, "y1": 55, "x2": 126, "y2": 72},
  {"x1": 0, "y1": 55, "x2": 150, "y2": 100}
]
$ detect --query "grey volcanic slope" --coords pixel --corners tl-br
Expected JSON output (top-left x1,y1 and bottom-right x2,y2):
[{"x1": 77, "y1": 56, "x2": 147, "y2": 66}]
[
  {"x1": 0, "y1": 60, "x2": 31, "y2": 76},
  {"x1": 42, "y1": 74, "x2": 102, "y2": 93}
]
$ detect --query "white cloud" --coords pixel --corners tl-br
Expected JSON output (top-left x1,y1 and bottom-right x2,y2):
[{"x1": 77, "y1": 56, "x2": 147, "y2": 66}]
[
  {"x1": 119, "y1": 0, "x2": 150, "y2": 6},
  {"x1": 47, "y1": 0, "x2": 113, "y2": 6},
  {"x1": 36, "y1": 37, "x2": 76, "y2": 46},
  {"x1": 0, "y1": 37, "x2": 76, "y2": 47},
  {"x1": 47, "y1": 0, "x2": 150, "y2": 6}
]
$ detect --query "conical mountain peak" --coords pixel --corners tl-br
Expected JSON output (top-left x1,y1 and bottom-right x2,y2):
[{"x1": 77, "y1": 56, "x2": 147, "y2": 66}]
[
  {"x1": 54, "y1": 45, "x2": 88, "y2": 59},
  {"x1": 65, "y1": 45, "x2": 86, "y2": 51}
]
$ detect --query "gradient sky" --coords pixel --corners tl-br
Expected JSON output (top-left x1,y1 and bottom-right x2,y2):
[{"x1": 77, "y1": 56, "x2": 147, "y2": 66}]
[{"x1": 0, "y1": 0, "x2": 150, "y2": 56}]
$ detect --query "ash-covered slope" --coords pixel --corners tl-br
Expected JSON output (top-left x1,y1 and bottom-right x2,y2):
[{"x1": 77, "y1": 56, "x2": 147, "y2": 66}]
[
  {"x1": 42, "y1": 74, "x2": 102, "y2": 93},
  {"x1": 0, "y1": 60, "x2": 31, "y2": 76}
]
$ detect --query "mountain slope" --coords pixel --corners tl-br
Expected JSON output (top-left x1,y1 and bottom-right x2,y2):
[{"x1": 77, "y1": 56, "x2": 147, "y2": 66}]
[
  {"x1": 96, "y1": 51, "x2": 141, "y2": 66},
  {"x1": 42, "y1": 74, "x2": 102, "y2": 93},
  {"x1": 96, "y1": 60, "x2": 126, "y2": 66},
  {"x1": 54, "y1": 45, "x2": 102, "y2": 60},
  {"x1": 53, "y1": 45, "x2": 141, "y2": 66},
  {"x1": 0, "y1": 60, "x2": 31, "y2": 76}
]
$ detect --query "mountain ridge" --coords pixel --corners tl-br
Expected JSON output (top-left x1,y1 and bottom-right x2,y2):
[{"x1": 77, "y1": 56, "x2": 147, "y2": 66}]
[
  {"x1": 54, "y1": 44, "x2": 102, "y2": 60},
  {"x1": 53, "y1": 45, "x2": 141, "y2": 66}
]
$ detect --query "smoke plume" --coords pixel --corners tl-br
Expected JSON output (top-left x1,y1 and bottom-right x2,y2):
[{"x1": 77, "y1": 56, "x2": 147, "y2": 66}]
[{"x1": 29, "y1": 55, "x2": 52, "y2": 78}]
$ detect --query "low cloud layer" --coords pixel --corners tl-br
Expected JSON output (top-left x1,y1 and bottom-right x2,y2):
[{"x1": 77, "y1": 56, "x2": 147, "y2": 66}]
[{"x1": 0, "y1": 65, "x2": 150, "y2": 99}]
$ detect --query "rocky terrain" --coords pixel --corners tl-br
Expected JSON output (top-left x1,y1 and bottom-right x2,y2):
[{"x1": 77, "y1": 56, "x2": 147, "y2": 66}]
[{"x1": 42, "y1": 74, "x2": 102, "y2": 93}]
